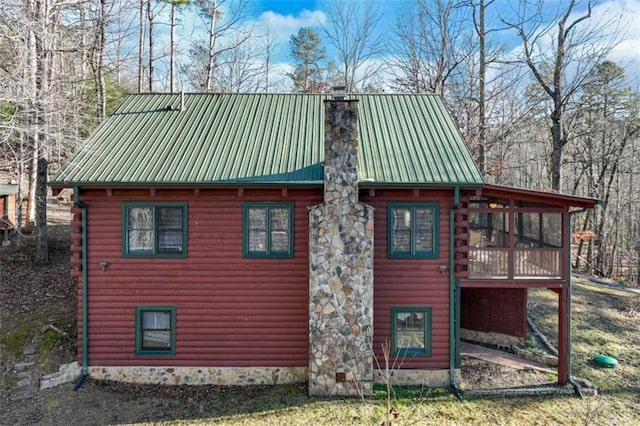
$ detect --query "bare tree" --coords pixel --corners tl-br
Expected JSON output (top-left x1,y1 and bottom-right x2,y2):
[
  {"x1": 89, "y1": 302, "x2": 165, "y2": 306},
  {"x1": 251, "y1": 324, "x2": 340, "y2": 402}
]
[
  {"x1": 474, "y1": 0, "x2": 488, "y2": 174},
  {"x1": 391, "y1": 0, "x2": 471, "y2": 95},
  {"x1": 147, "y1": 0, "x2": 155, "y2": 91},
  {"x1": 103, "y1": 0, "x2": 138, "y2": 87},
  {"x1": 569, "y1": 61, "x2": 639, "y2": 277},
  {"x1": 0, "y1": 0, "x2": 125, "y2": 258},
  {"x1": 193, "y1": 0, "x2": 251, "y2": 92},
  {"x1": 92, "y1": 0, "x2": 107, "y2": 120},
  {"x1": 161, "y1": 0, "x2": 190, "y2": 92},
  {"x1": 256, "y1": 18, "x2": 282, "y2": 92},
  {"x1": 502, "y1": 0, "x2": 620, "y2": 191},
  {"x1": 138, "y1": 0, "x2": 146, "y2": 92},
  {"x1": 322, "y1": 0, "x2": 385, "y2": 92}
]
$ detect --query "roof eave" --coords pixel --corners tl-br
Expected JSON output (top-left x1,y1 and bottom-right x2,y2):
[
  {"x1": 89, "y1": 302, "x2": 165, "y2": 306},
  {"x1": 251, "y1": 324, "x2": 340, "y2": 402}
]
[
  {"x1": 50, "y1": 180, "x2": 485, "y2": 189},
  {"x1": 479, "y1": 183, "x2": 600, "y2": 208}
]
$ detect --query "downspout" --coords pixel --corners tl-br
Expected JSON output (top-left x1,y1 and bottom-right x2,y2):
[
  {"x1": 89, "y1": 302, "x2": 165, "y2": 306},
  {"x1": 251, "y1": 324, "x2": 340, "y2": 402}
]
[
  {"x1": 73, "y1": 186, "x2": 89, "y2": 390},
  {"x1": 567, "y1": 207, "x2": 589, "y2": 398},
  {"x1": 449, "y1": 186, "x2": 462, "y2": 400}
]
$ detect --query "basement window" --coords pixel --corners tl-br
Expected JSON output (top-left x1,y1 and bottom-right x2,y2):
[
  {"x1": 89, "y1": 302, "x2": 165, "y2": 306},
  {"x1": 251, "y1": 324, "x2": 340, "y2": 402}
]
[
  {"x1": 243, "y1": 203, "x2": 294, "y2": 258},
  {"x1": 388, "y1": 203, "x2": 439, "y2": 259},
  {"x1": 391, "y1": 307, "x2": 432, "y2": 357},
  {"x1": 135, "y1": 306, "x2": 176, "y2": 356},
  {"x1": 122, "y1": 203, "x2": 187, "y2": 258}
]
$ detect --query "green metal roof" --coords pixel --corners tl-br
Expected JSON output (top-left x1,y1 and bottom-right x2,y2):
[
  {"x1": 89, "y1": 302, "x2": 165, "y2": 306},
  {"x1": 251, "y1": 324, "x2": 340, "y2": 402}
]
[{"x1": 51, "y1": 93, "x2": 483, "y2": 187}]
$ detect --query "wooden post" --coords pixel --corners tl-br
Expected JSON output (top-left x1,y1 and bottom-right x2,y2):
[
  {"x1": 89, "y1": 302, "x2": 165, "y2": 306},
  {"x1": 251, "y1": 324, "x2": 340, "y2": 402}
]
[{"x1": 557, "y1": 286, "x2": 569, "y2": 384}]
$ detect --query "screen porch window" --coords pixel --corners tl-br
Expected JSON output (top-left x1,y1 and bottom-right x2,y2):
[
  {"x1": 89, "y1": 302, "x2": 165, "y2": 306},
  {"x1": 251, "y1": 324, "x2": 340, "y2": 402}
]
[
  {"x1": 243, "y1": 203, "x2": 294, "y2": 258},
  {"x1": 388, "y1": 203, "x2": 439, "y2": 258},
  {"x1": 123, "y1": 203, "x2": 187, "y2": 257},
  {"x1": 467, "y1": 198, "x2": 564, "y2": 279},
  {"x1": 135, "y1": 306, "x2": 176, "y2": 356},
  {"x1": 391, "y1": 307, "x2": 432, "y2": 357}
]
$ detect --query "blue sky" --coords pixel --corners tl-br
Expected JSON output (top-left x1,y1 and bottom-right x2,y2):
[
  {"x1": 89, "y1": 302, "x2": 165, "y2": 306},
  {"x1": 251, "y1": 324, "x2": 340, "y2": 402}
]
[
  {"x1": 254, "y1": 0, "x2": 319, "y2": 16},
  {"x1": 260, "y1": 0, "x2": 639, "y2": 80},
  {"x1": 165, "y1": 0, "x2": 640, "y2": 89}
]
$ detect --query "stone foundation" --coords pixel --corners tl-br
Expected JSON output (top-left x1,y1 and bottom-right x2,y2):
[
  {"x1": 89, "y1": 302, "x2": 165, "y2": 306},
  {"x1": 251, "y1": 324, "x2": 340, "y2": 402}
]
[
  {"x1": 85, "y1": 366, "x2": 456, "y2": 389},
  {"x1": 88, "y1": 366, "x2": 308, "y2": 386},
  {"x1": 375, "y1": 369, "x2": 460, "y2": 387}
]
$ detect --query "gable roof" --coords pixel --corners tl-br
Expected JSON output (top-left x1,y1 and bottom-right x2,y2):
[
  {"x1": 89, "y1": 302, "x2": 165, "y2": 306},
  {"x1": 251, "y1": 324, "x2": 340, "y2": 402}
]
[{"x1": 51, "y1": 93, "x2": 484, "y2": 187}]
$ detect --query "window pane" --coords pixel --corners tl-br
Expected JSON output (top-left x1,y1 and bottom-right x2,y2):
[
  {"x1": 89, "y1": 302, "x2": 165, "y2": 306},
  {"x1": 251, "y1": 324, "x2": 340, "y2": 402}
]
[
  {"x1": 158, "y1": 207, "x2": 182, "y2": 230},
  {"x1": 415, "y1": 232, "x2": 433, "y2": 252},
  {"x1": 248, "y1": 208, "x2": 266, "y2": 230},
  {"x1": 270, "y1": 208, "x2": 289, "y2": 230},
  {"x1": 139, "y1": 310, "x2": 173, "y2": 352},
  {"x1": 157, "y1": 207, "x2": 183, "y2": 253},
  {"x1": 415, "y1": 208, "x2": 434, "y2": 252},
  {"x1": 158, "y1": 230, "x2": 183, "y2": 253},
  {"x1": 415, "y1": 208, "x2": 433, "y2": 230},
  {"x1": 392, "y1": 207, "x2": 411, "y2": 253},
  {"x1": 542, "y1": 213, "x2": 562, "y2": 247},
  {"x1": 271, "y1": 231, "x2": 289, "y2": 252},
  {"x1": 128, "y1": 208, "x2": 153, "y2": 252},
  {"x1": 523, "y1": 213, "x2": 540, "y2": 239},
  {"x1": 129, "y1": 230, "x2": 153, "y2": 252},
  {"x1": 396, "y1": 312, "x2": 425, "y2": 349},
  {"x1": 393, "y1": 230, "x2": 411, "y2": 252},
  {"x1": 142, "y1": 311, "x2": 170, "y2": 329},
  {"x1": 269, "y1": 208, "x2": 290, "y2": 253},
  {"x1": 392, "y1": 208, "x2": 411, "y2": 230},
  {"x1": 128, "y1": 207, "x2": 153, "y2": 230},
  {"x1": 142, "y1": 330, "x2": 171, "y2": 349},
  {"x1": 488, "y1": 212, "x2": 508, "y2": 247},
  {"x1": 249, "y1": 230, "x2": 266, "y2": 252}
]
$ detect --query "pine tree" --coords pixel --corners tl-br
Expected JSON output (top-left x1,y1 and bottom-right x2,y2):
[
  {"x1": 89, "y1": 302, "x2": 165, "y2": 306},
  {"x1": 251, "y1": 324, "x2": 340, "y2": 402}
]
[{"x1": 289, "y1": 27, "x2": 327, "y2": 93}]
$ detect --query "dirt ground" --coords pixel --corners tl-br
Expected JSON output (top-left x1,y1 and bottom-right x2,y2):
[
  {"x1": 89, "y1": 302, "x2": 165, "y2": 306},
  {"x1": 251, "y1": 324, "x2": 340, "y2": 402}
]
[{"x1": 0, "y1": 195, "x2": 557, "y2": 426}]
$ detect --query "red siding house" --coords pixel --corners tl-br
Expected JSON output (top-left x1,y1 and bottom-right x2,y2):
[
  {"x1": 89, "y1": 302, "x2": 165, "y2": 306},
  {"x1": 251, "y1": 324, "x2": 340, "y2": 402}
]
[
  {"x1": 1, "y1": 182, "x2": 19, "y2": 245},
  {"x1": 51, "y1": 93, "x2": 597, "y2": 396}
]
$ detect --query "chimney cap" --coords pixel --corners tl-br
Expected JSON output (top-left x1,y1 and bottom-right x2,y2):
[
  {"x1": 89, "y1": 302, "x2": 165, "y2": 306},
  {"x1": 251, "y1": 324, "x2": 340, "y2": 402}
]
[{"x1": 332, "y1": 85, "x2": 346, "y2": 100}]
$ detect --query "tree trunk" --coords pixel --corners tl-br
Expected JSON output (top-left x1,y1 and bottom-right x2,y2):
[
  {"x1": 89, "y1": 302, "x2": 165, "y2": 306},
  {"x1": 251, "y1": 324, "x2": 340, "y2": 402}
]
[
  {"x1": 94, "y1": 0, "x2": 107, "y2": 120},
  {"x1": 205, "y1": 1, "x2": 218, "y2": 92},
  {"x1": 138, "y1": 0, "x2": 146, "y2": 92},
  {"x1": 27, "y1": 146, "x2": 38, "y2": 225},
  {"x1": 550, "y1": 115, "x2": 563, "y2": 191},
  {"x1": 477, "y1": 0, "x2": 486, "y2": 176},
  {"x1": 147, "y1": 0, "x2": 154, "y2": 92},
  {"x1": 15, "y1": 133, "x2": 25, "y2": 247},
  {"x1": 170, "y1": 2, "x2": 176, "y2": 92},
  {"x1": 34, "y1": 0, "x2": 51, "y2": 264},
  {"x1": 35, "y1": 157, "x2": 48, "y2": 264}
]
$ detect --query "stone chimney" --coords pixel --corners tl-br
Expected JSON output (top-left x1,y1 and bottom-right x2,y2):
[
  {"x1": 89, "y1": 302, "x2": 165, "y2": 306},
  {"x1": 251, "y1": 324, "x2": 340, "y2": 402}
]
[{"x1": 308, "y1": 96, "x2": 375, "y2": 396}]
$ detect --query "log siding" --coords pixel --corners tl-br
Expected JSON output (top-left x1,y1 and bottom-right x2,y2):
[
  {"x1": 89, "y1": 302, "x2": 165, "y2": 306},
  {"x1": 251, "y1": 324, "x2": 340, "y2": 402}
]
[
  {"x1": 79, "y1": 187, "x2": 322, "y2": 367},
  {"x1": 77, "y1": 187, "x2": 454, "y2": 371}
]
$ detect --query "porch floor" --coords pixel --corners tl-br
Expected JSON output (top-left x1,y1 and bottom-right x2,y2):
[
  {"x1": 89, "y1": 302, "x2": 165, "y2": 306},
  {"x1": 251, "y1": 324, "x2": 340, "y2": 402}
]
[{"x1": 460, "y1": 342, "x2": 554, "y2": 373}]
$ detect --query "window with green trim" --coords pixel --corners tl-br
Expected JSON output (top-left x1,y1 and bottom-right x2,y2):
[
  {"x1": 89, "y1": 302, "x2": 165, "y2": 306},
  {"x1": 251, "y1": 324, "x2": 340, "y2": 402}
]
[
  {"x1": 135, "y1": 306, "x2": 176, "y2": 356},
  {"x1": 388, "y1": 203, "x2": 439, "y2": 258},
  {"x1": 122, "y1": 203, "x2": 187, "y2": 257},
  {"x1": 243, "y1": 203, "x2": 294, "y2": 258},
  {"x1": 391, "y1": 307, "x2": 432, "y2": 357}
]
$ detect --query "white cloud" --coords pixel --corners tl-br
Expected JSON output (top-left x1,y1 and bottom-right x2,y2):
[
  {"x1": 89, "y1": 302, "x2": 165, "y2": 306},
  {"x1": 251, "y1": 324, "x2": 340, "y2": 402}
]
[
  {"x1": 257, "y1": 9, "x2": 327, "y2": 45},
  {"x1": 598, "y1": 0, "x2": 640, "y2": 83},
  {"x1": 497, "y1": 0, "x2": 640, "y2": 86}
]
